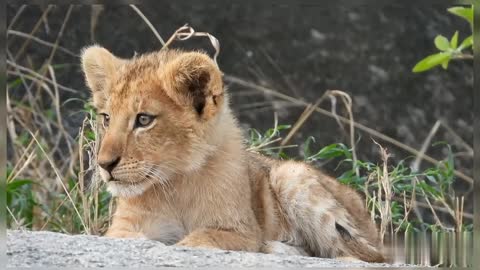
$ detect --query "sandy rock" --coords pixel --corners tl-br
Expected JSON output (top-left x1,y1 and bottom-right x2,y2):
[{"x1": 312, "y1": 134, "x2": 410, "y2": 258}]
[{"x1": 7, "y1": 230, "x2": 401, "y2": 268}]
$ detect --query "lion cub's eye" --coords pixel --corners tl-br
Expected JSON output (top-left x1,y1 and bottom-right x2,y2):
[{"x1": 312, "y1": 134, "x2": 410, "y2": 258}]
[
  {"x1": 135, "y1": 113, "x2": 155, "y2": 128},
  {"x1": 99, "y1": 113, "x2": 110, "y2": 128}
]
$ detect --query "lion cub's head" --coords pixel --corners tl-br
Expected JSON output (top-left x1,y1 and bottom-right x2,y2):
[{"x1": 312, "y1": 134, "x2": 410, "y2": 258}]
[{"x1": 81, "y1": 46, "x2": 225, "y2": 197}]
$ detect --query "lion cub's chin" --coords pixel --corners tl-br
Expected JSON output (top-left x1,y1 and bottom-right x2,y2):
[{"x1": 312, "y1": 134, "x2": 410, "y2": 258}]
[{"x1": 106, "y1": 180, "x2": 153, "y2": 198}]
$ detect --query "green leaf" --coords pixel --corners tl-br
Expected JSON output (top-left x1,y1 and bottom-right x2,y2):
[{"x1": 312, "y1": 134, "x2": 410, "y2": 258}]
[
  {"x1": 303, "y1": 136, "x2": 316, "y2": 159},
  {"x1": 45, "y1": 109, "x2": 55, "y2": 120},
  {"x1": 308, "y1": 143, "x2": 351, "y2": 160},
  {"x1": 278, "y1": 151, "x2": 289, "y2": 160},
  {"x1": 441, "y1": 59, "x2": 450, "y2": 69},
  {"x1": 434, "y1": 35, "x2": 450, "y2": 51},
  {"x1": 85, "y1": 130, "x2": 96, "y2": 141},
  {"x1": 412, "y1": 52, "x2": 451, "y2": 73},
  {"x1": 447, "y1": 6, "x2": 473, "y2": 26},
  {"x1": 458, "y1": 35, "x2": 473, "y2": 50},
  {"x1": 417, "y1": 181, "x2": 441, "y2": 198},
  {"x1": 450, "y1": 31, "x2": 458, "y2": 49},
  {"x1": 8, "y1": 78, "x2": 22, "y2": 88},
  {"x1": 7, "y1": 179, "x2": 34, "y2": 192}
]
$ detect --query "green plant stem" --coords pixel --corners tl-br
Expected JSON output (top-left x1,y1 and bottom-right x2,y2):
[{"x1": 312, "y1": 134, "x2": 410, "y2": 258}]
[{"x1": 452, "y1": 54, "x2": 473, "y2": 60}]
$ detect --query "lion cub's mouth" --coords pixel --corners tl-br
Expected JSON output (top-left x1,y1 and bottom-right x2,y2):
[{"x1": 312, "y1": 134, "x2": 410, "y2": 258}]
[
  {"x1": 106, "y1": 169, "x2": 159, "y2": 189},
  {"x1": 108, "y1": 177, "x2": 148, "y2": 186}
]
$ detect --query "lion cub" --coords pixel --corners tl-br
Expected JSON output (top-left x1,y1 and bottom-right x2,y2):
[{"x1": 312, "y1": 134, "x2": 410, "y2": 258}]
[{"x1": 81, "y1": 45, "x2": 385, "y2": 262}]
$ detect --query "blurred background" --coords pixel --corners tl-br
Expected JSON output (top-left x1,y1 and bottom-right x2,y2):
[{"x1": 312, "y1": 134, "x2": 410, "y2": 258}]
[{"x1": 6, "y1": 3, "x2": 473, "y2": 266}]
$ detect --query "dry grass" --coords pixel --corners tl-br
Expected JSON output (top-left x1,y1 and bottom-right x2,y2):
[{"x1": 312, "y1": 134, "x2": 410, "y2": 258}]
[{"x1": 223, "y1": 75, "x2": 473, "y2": 185}]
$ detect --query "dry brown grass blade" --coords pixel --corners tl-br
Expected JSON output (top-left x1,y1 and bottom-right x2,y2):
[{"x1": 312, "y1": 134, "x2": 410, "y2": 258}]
[
  {"x1": 26, "y1": 129, "x2": 88, "y2": 233},
  {"x1": 7, "y1": 30, "x2": 78, "y2": 57},
  {"x1": 47, "y1": 65, "x2": 77, "y2": 183},
  {"x1": 6, "y1": 130, "x2": 38, "y2": 183},
  {"x1": 224, "y1": 75, "x2": 473, "y2": 184},
  {"x1": 279, "y1": 97, "x2": 324, "y2": 147},
  {"x1": 279, "y1": 89, "x2": 358, "y2": 177},
  {"x1": 7, "y1": 147, "x2": 36, "y2": 185},
  {"x1": 6, "y1": 206, "x2": 23, "y2": 230},
  {"x1": 459, "y1": 196, "x2": 464, "y2": 229},
  {"x1": 39, "y1": 190, "x2": 73, "y2": 232},
  {"x1": 7, "y1": 60, "x2": 79, "y2": 93},
  {"x1": 328, "y1": 90, "x2": 359, "y2": 176},
  {"x1": 246, "y1": 113, "x2": 282, "y2": 152},
  {"x1": 78, "y1": 108, "x2": 107, "y2": 234},
  {"x1": 393, "y1": 179, "x2": 419, "y2": 235},
  {"x1": 163, "y1": 24, "x2": 221, "y2": 66},
  {"x1": 391, "y1": 195, "x2": 473, "y2": 220},
  {"x1": 14, "y1": 5, "x2": 54, "y2": 60},
  {"x1": 78, "y1": 112, "x2": 102, "y2": 234},
  {"x1": 78, "y1": 118, "x2": 89, "y2": 232},
  {"x1": 9, "y1": 60, "x2": 60, "y2": 158},
  {"x1": 440, "y1": 119, "x2": 473, "y2": 154},
  {"x1": 32, "y1": 5, "x2": 73, "y2": 93},
  {"x1": 5, "y1": 90, "x2": 19, "y2": 153},
  {"x1": 129, "y1": 5, "x2": 165, "y2": 46},
  {"x1": 373, "y1": 140, "x2": 393, "y2": 242},
  {"x1": 409, "y1": 120, "x2": 442, "y2": 223},
  {"x1": 90, "y1": 5, "x2": 104, "y2": 42},
  {"x1": 413, "y1": 176, "x2": 446, "y2": 229},
  {"x1": 411, "y1": 120, "x2": 441, "y2": 172},
  {"x1": 455, "y1": 196, "x2": 465, "y2": 232},
  {"x1": 7, "y1": 4, "x2": 27, "y2": 30}
]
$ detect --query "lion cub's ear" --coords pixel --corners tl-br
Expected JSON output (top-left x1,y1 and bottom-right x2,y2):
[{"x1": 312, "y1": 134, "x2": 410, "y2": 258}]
[
  {"x1": 161, "y1": 52, "x2": 224, "y2": 120},
  {"x1": 81, "y1": 45, "x2": 123, "y2": 108}
]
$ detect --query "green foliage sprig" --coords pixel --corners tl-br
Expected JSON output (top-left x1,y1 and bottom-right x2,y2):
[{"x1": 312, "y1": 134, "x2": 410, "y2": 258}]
[{"x1": 413, "y1": 6, "x2": 473, "y2": 73}]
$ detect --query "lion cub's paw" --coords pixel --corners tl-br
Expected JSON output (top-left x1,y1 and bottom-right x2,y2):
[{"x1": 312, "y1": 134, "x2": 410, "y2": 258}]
[{"x1": 175, "y1": 238, "x2": 219, "y2": 250}]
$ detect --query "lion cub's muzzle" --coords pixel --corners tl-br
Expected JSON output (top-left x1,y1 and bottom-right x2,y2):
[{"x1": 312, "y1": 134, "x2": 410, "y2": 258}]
[{"x1": 98, "y1": 156, "x2": 121, "y2": 181}]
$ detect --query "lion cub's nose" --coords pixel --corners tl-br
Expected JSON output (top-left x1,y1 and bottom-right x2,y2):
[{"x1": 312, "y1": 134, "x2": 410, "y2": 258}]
[{"x1": 98, "y1": 157, "x2": 121, "y2": 174}]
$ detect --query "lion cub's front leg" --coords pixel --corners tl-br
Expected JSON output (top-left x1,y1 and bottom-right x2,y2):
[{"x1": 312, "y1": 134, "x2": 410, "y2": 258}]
[
  {"x1": 104, "y1": 207, "x2": 146, "y2": 239},
  {"x1": 177, "y1": 229, "x2": 260, "y2": 252}
]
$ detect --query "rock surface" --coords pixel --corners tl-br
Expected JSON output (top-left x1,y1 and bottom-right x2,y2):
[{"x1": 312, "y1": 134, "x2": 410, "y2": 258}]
[{"x1": 7, "y1": 230, "x2": 400, "y2": 268}]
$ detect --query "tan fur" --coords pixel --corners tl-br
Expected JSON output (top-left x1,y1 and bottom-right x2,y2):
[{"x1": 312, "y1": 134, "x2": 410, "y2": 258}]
[{"x1": 81, "y1": 45, "x2": 385, "y2": 263}]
